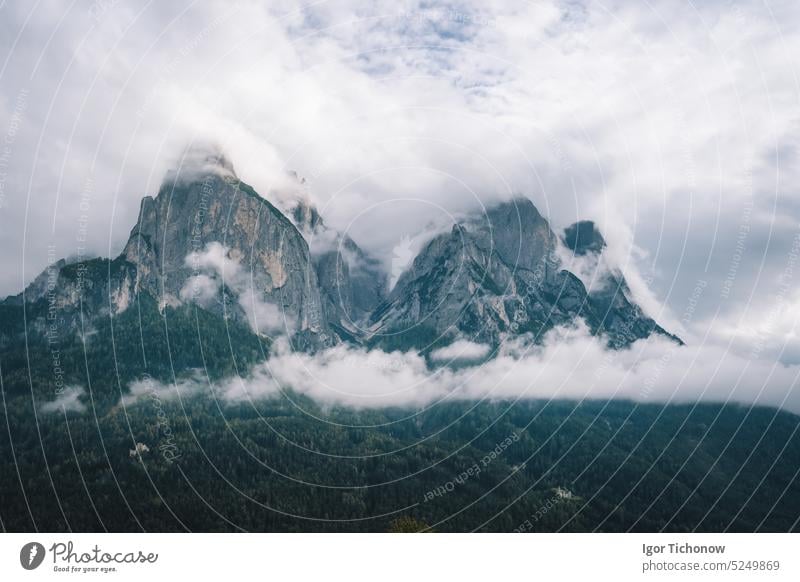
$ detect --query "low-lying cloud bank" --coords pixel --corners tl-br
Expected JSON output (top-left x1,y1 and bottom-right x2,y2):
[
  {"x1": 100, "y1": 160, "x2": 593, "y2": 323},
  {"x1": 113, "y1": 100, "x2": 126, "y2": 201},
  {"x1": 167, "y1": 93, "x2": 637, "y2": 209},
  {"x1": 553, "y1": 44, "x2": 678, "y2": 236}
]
[
  {"x1": 121, "y1": 324, "x2": 800, "y2": 414},
  {"x1": 40, "y1": 386, "x2": 87, "y2": 414}
]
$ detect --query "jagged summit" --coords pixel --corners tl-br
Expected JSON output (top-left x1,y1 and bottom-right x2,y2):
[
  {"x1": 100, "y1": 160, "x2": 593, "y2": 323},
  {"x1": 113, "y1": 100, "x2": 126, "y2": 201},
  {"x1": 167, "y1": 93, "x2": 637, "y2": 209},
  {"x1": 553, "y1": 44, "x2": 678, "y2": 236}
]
[
  {"x1": 559, "y1": 219, "x2": 681, "y2": 348},
  {"x1": 123, "y1": 161, "x2": 335, "y2": 350},
  {"x1": 563, "y1": 220, "x2": 606, "y2": 256},
  {"x1": 368, "y1": 196, "x2": 676, "y2": 351},
  {"x1": 2, "y1": 152, "x2": 677, "y2": 369},
  {"x1": 463, "y1": 197, "x2": 557, "y2": 272}
]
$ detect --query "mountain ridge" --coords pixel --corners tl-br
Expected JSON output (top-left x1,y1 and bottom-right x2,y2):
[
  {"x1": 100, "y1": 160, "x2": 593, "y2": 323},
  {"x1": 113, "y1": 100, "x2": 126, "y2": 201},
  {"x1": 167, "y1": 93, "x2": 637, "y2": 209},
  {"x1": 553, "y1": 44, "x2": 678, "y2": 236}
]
[
  {"x1": 1, "y1": 152, "x2": 678, "y2": 392},
  {"x1": 367, "y1": 197, "x2": 676, "y2": 352}
]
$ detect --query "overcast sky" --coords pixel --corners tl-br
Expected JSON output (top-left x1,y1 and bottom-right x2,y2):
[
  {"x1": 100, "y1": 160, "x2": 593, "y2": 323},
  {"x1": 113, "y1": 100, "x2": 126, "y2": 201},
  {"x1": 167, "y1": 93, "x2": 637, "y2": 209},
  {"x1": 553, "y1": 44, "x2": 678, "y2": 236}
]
[{"x1": 1, "y1": 0, "x2": 799, "y2": 375}]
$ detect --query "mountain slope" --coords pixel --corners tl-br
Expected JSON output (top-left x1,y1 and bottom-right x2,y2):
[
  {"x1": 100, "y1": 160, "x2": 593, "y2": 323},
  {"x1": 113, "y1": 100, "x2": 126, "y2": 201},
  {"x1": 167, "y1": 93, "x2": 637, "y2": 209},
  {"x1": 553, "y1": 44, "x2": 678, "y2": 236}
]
[{"x1": 122, "y1": 156, "x2": 335, "y2": 350}]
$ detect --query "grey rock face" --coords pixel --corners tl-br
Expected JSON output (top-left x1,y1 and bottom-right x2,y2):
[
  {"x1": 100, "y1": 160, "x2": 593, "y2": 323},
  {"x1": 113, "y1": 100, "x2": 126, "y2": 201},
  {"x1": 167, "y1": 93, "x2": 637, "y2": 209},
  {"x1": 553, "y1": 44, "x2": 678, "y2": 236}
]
[
  {"x1": 7, "y1": 154, "x2": 336, "y2": 352},
  {"x1": 465, "y1": 197, "x2": 558, "y2": 273},
  {"x1": 121, "y1": 168, "x2": 335, "y2": 349},
  {"x1": 368, "y1": 198, "x2": 560, "y2": 350}
]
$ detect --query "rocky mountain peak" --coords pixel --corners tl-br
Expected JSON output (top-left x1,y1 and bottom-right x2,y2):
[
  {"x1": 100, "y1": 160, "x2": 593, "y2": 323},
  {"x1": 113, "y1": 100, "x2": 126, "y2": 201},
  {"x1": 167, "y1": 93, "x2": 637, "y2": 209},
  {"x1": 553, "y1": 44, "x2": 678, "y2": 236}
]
[
  {"x1": 563, "y1": 220, "x2": 606, "y2": 256},
  {"x1": 368, "y1": 197, "x2": 675, "y2": 351},
  {"x1": 3, "y1": 151, "x2": 677, "y2": 361},
  {"x1": 461, "y1": 196, "x2": 558, "y2": 273},
  {"x1": 119, "y1": 157, "x2": 336, "y2": 350}
]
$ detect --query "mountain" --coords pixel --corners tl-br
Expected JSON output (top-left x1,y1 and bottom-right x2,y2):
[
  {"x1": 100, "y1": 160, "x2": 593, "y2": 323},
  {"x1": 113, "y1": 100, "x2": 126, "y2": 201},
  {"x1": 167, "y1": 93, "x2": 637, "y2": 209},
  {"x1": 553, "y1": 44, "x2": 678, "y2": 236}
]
[
  {"x1": 0, "y1": 150, "x2": 676, "y2": 397},
  {"x1": 120, "y1": 155, "x2": 337, "y2": 351},
  {"x1": 4, "y1": 150, "x2": 795, "y2": 535},
  {"x1": 367, "y1": 198, "x2": 676, "y2": 352},
  {"x1": 3, "y1": 150, "x2": 335, "y2": 355},
  {"x1": 0, "y1": 149, "x2": 341, "y2": 404},
  {"x1": 563, "y1": 219, "x2": 607, "y2": 256}
]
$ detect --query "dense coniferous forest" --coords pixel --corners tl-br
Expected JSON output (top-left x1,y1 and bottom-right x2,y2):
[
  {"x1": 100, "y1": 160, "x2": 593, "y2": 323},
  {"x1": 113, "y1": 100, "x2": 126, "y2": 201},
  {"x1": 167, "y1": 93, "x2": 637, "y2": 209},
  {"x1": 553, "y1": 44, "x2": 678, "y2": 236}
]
[{"x1": 2, "y1": 395, "x2": 799, "y2": 532}]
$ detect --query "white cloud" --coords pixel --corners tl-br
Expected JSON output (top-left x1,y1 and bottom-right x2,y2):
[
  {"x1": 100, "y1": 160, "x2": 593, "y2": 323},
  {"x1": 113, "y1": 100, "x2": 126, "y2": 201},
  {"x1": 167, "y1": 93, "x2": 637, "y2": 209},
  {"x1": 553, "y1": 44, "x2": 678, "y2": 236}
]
[
  {"x1": 217, "y1": 339, "x2": 435, "y2": 407},
  {"x1": 306, "y1": 227, "x2": 341, "y2": 258},
  {"x1": 430, "y1": 339, "x2": 492, "y2": 362},
  {"x1": 238, "y1": 288, "x2": 293, "y2": 335},
  {"x1": 122, "y1": 373, "x2": 205, "y2": 406},
  {"x1": 708, "y1": 287, "x2": 800, "y2": 366},
  {"x1": 40, "y1": 386, "x2": 87, "y2": 414},
  {"x1": 179, "y1": 273, "x2": 220, "y2": 306},
  {"x1": 184, "y1": 242, "x2": 241, "y2": 281},
  {"x1": 118, "y1": 323, "x2": 800, "y2": 413},
  {"x1": 181, "y1": 242, "x2": 295, "y2": 334}
]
